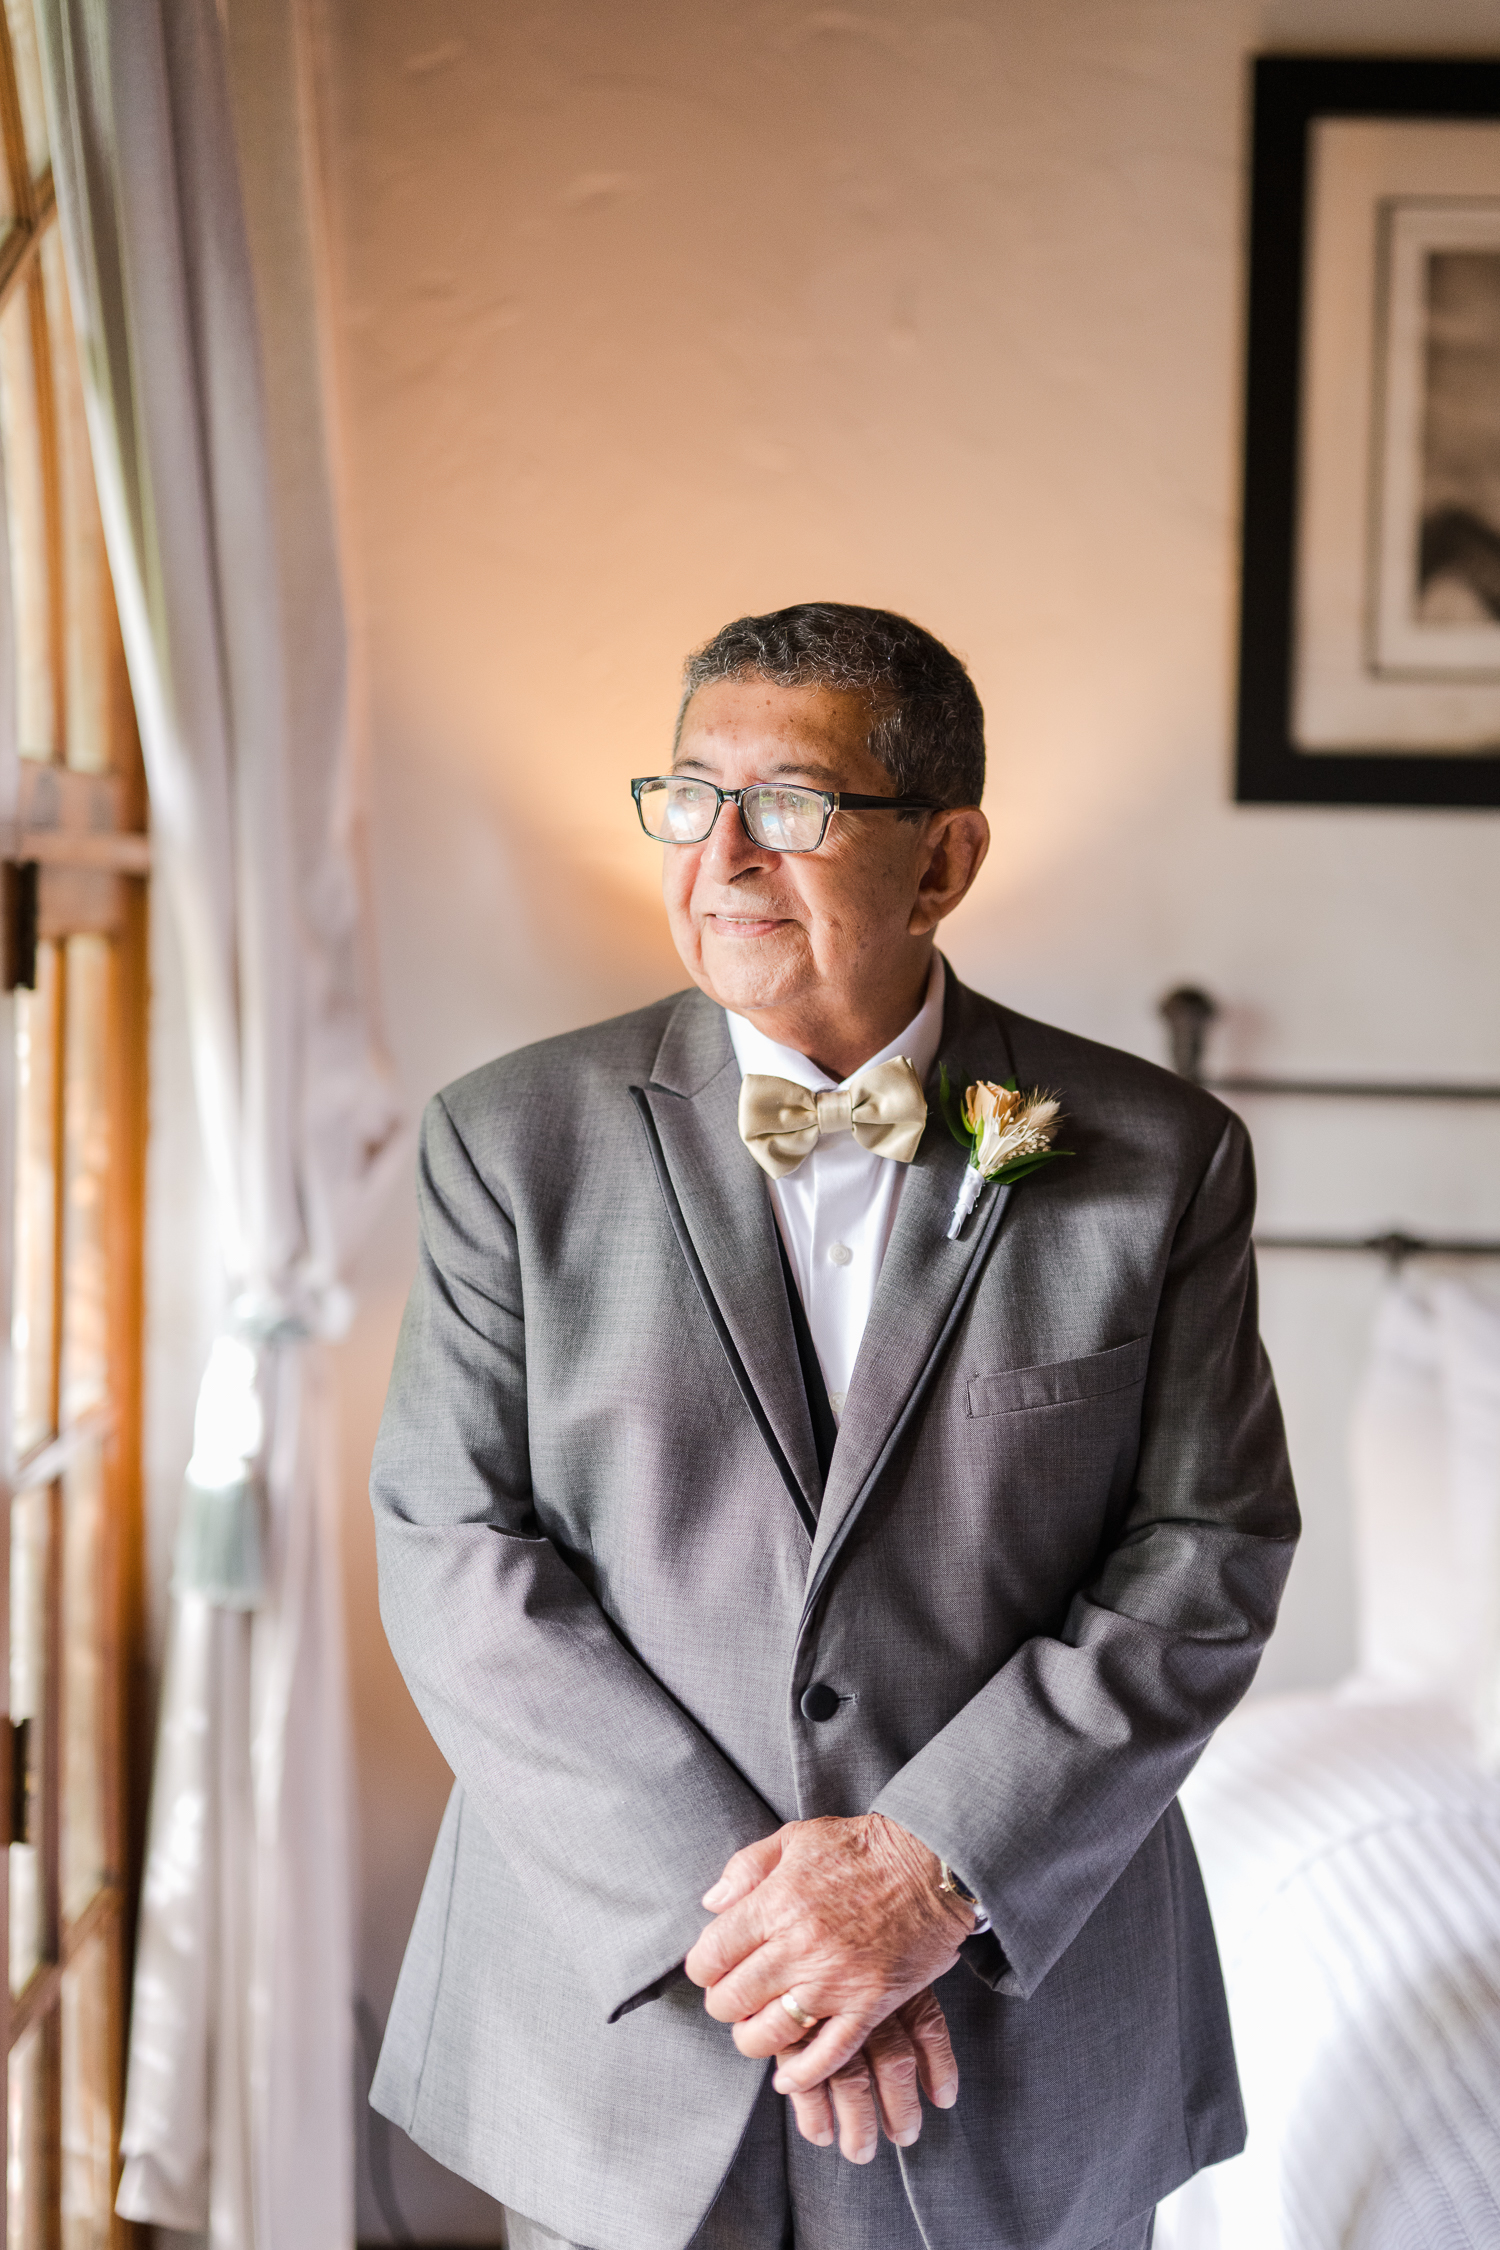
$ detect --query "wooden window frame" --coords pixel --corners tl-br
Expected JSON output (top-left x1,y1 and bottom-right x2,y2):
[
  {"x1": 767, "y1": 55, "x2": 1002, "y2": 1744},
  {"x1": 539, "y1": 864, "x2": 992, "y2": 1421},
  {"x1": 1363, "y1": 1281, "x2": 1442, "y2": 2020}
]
[{"x1": 0, "y1": 14, "x2": 148, "y2": 2247}]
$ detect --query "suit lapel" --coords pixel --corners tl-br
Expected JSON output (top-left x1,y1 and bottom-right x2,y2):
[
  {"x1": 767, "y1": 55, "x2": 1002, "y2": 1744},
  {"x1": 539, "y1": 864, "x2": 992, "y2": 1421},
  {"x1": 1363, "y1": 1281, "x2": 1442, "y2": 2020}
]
[
  {"x1": 804, "y1": 975, "x2": 1019, "y2": 1610},
  {"x1": 637, "y1": 990, "x2": 823, "y2": 1536}
]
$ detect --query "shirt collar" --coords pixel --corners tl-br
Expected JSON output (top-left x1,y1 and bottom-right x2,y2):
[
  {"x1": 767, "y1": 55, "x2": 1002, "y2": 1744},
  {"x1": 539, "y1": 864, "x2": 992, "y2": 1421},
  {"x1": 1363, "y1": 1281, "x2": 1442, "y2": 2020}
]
[{"x1": 725, "y1": 954, "x2": 946, "y2": 1091}]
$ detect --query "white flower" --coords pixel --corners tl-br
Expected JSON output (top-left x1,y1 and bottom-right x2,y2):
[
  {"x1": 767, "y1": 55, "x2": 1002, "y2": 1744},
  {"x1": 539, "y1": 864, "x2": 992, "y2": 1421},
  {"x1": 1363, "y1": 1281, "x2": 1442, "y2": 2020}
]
[{"x1": 961, "y1": 1082, "x2": 1061, "y2": 1179}]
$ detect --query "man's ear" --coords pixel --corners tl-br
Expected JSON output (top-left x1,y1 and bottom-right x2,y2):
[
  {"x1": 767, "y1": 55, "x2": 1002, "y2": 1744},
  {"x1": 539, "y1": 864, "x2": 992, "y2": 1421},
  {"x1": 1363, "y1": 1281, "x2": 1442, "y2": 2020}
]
[{"x1": 908, "y1": 809, "x2": 990, "y2": 937}]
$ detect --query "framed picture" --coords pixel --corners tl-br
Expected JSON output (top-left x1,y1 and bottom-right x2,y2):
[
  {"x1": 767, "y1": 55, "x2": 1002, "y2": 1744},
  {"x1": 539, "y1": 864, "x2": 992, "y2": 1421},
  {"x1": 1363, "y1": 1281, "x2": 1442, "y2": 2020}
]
[{"x1": 1236, "y1": 56, "x2": 1500, "y2": 806}]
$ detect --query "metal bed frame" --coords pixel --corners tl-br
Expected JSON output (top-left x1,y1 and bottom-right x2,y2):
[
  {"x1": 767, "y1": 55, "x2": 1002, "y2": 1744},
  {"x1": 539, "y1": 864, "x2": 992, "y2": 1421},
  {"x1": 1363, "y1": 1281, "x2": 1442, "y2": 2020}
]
[{"x1": 1159, "y1": 987, "x2": 1500, "y2": 1264}]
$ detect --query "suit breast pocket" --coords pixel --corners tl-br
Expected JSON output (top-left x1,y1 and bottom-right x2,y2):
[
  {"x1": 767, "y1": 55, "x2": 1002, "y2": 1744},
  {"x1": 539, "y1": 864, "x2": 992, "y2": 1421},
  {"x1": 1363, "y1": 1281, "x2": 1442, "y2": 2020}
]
[{"x1": 966, "y1": 1334, "x2": 1150, "y2": 1418}]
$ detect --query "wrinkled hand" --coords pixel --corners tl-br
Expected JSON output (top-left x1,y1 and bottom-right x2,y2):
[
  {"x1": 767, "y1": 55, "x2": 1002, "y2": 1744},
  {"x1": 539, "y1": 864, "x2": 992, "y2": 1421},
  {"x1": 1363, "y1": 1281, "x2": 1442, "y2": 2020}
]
[
  {"x1": 683, "y1": 1813, "x2": 973, "y2": 2150},
  {"x1": 780, "y1": 1987, "x2": 957, "y2": 2162}
]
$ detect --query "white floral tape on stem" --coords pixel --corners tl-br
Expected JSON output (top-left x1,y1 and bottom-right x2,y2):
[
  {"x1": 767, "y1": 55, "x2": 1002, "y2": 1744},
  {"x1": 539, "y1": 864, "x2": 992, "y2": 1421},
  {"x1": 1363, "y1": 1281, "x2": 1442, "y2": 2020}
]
[{"x1": 946, "y1": 1164, "x2": 985, "y2": 1241}]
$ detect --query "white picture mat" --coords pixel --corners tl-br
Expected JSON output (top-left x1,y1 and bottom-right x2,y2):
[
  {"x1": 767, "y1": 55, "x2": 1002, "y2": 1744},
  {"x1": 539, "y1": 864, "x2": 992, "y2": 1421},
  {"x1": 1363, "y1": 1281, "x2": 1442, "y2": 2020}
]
[
  {"x1": 1371, "y1": 200, "x2": 1500, "y2": 679},
  {"x1": 1293, "y1": 119, "x2": 1500, "y2": 752}
]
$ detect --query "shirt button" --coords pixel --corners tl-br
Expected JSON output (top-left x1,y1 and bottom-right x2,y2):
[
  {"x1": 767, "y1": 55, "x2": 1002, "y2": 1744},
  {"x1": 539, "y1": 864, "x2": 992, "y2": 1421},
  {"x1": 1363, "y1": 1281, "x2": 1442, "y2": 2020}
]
[
  {"x1": 828, "y1": 1242, "x2": 853, "y2": 1267},
  {"x1": 800, "y1": 1682, "x2": 841, "y2": 1722}
]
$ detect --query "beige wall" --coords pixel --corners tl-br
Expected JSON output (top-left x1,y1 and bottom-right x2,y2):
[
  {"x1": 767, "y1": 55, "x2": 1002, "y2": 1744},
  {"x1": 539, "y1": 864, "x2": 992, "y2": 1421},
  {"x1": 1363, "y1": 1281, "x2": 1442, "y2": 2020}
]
[{"x1": 280, "y1": 0, "x2": 1500, "y2": 2232}]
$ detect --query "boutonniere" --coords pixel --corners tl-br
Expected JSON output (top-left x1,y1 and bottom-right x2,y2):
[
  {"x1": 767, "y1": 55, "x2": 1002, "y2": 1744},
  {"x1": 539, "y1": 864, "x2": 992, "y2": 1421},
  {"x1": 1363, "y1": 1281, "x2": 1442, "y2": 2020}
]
[{"x1": 938, "y1": 1067, "x2": 1069, "y2": 1240}]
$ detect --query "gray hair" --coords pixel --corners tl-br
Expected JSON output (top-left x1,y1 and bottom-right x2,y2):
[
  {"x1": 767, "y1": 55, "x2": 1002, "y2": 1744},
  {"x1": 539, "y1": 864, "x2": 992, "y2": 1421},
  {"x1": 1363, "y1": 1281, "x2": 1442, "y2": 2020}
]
[{"x1": 676, "y1": 603, "x2": 985, "y2": 810}]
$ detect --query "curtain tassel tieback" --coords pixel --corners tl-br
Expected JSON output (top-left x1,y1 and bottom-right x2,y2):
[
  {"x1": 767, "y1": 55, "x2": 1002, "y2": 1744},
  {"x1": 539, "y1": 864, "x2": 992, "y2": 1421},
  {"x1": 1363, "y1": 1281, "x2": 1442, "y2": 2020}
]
[
  {"x1": 171, "y1": 1291, "x2": 320, "y2": 1610},
  {"x1": 174, "y1": 1331, "x2": 270, "y2": 1609}
]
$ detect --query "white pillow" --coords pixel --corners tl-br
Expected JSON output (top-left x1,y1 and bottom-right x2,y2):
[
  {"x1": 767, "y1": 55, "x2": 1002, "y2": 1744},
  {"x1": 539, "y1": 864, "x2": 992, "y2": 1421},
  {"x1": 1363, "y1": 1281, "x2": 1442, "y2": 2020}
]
[
  {"x1": 1432, "y1": 1282, "x2": 1500, "y2": 1760},
  {"x1": 1347, "y1": 1280, "x2": 1457, "y2": 1703}
]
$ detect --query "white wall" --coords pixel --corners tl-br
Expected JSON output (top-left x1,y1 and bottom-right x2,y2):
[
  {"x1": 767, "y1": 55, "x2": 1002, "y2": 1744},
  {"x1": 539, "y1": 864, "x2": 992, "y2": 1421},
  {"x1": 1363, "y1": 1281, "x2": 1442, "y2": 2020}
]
[{"x1": 219, "y1": 0, "x2": 1500, "y2": 2232}]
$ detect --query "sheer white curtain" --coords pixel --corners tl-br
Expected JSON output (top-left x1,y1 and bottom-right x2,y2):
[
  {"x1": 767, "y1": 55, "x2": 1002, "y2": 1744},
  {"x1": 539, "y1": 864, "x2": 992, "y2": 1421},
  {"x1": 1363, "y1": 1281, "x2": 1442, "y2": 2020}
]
[{"x1": 36, "y1": 3, "x2": 402, "y2": 2243}]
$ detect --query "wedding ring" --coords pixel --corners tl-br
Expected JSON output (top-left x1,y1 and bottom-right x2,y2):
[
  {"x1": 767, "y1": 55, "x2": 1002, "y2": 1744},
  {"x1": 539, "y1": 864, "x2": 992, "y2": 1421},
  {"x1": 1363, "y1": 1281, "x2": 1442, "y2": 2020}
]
[{"x1": 778, "y1": 1991, "x2": 819, "y2": 2032}]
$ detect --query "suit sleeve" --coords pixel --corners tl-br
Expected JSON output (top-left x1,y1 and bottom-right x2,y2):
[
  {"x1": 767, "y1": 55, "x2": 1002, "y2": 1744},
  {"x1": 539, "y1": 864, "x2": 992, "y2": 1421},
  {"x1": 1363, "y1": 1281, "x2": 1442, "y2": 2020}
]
[
  {"x1": 872, "y1": 1109, "x2": 1299, "y2": 1999},
  {"x1": 370, "y1": 1094, "x2": 779, "y2": 2024}
]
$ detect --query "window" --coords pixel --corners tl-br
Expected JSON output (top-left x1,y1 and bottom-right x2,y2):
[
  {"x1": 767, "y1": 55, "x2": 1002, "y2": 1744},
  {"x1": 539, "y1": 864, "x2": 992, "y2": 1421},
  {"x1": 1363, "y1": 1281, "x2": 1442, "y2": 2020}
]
[{"x1": 0, "y1": 9, "x2": 148, "y2": 2244}]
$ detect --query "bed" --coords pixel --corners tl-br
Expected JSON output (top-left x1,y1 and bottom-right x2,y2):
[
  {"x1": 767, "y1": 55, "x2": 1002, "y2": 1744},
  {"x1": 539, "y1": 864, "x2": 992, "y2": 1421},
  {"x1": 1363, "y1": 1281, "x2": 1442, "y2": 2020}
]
[
  {"x1": 1156, "y1": 1692, "x2": 1500, "y2": 2248},
  {"x1": 1156, "y1": 1278, "x2": 1500, "y2": 2250}
]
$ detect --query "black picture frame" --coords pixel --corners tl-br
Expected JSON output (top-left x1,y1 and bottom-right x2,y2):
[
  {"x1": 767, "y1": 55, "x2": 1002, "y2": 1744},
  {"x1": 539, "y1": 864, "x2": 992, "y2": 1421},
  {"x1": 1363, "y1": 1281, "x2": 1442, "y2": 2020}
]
[{"x1": 1236, "y1": 55, "x2": 1500, "y2": 807}]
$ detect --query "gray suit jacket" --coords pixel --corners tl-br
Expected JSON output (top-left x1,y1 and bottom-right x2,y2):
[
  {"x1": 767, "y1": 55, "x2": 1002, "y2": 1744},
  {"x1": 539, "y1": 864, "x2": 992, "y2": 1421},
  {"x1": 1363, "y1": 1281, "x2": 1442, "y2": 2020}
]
[{"x1": 370, "y1": 970, "x2": 1299, "y2": 2250}]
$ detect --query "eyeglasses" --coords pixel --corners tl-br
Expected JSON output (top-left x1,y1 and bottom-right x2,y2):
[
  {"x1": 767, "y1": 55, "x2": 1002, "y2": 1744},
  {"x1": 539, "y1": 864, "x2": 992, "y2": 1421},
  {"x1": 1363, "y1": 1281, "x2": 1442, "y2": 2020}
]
[{"x1": 631, "y1": 774, "x2": 941, "y2": 854}]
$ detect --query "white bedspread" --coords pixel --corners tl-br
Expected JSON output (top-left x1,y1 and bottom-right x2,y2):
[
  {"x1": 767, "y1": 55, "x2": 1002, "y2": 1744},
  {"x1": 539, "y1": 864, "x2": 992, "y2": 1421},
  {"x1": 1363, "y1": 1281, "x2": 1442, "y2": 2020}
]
[{"x1": 1155, "y1": 1692, "x2": 1500, "y2": 2250}]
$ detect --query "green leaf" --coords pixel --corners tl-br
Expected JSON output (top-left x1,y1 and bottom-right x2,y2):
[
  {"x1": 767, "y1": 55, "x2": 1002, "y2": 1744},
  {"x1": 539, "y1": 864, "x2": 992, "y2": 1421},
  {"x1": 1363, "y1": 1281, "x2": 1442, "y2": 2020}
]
[
  {"x1": 936, "y1": 1061, "x2": 973, "y2": 1152},
  {"x1": 1002, "y1": 1075, "x2": 1018, "y2": 1093},
  {"x1": 988, "y1": 1148, "x2": 1072, "y2": 1187}
]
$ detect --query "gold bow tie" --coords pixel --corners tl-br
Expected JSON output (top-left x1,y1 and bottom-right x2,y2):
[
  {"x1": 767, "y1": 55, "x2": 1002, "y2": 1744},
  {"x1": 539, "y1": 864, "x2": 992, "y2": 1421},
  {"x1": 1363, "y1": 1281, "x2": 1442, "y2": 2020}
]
[{"x1": 738, "y1": 1057, "x2": 929, "y2": 1179}]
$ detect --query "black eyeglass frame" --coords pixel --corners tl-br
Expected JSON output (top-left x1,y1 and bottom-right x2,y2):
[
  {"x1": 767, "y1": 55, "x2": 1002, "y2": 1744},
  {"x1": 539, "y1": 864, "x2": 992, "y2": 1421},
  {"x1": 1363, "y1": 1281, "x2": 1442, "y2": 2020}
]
[{"x1": 630, "y1": 775, "x2": 943, "y2": 853}]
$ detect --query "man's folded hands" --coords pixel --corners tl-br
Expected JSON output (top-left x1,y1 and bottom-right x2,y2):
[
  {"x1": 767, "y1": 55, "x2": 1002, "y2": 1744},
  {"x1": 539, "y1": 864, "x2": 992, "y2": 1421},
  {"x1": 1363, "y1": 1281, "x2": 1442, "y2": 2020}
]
[{"x1": 683, "y1": 1812, "x2": 975, "y2": 2164}]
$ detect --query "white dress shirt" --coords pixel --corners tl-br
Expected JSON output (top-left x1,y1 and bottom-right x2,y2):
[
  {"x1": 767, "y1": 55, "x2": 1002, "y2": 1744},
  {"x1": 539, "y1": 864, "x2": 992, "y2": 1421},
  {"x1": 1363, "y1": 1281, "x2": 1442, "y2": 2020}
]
[
  {"x1": 726, "y1": 955, "x2": 946, "y2": 1422},
  {"x1": 726, "y1": 955, "x2": 990, "y2": 1930}
]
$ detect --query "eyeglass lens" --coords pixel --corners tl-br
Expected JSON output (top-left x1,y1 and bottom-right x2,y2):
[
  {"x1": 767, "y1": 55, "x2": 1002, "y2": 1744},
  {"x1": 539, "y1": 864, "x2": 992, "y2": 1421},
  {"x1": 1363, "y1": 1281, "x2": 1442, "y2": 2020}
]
[{"x1": 637, "y1": 777, "x2": 829, "y2": 852}]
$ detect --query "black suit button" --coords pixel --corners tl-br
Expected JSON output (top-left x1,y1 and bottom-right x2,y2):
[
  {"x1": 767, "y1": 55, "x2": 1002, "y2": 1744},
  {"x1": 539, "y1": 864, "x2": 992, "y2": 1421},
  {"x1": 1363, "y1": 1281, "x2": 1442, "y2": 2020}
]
[{"x1": 800, "y1": 1682, "x2": 841, "y2": 1722}]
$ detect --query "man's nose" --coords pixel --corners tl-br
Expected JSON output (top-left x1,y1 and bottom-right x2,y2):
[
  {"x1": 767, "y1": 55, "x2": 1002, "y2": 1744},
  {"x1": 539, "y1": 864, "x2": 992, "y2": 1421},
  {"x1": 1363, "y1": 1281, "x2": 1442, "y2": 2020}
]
[{"x1": 701, "y1": 798, "x2": 774, "y2": 878}]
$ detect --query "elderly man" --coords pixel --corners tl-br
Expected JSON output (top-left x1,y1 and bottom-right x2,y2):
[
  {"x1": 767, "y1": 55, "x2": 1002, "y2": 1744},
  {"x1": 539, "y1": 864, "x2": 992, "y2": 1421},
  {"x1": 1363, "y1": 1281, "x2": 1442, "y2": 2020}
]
[{"x1": 370, "y1": 604, "x2": 1299, "y2": 2250}]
